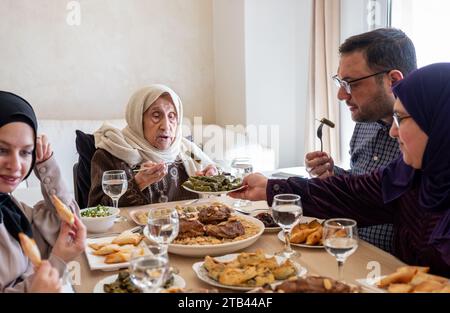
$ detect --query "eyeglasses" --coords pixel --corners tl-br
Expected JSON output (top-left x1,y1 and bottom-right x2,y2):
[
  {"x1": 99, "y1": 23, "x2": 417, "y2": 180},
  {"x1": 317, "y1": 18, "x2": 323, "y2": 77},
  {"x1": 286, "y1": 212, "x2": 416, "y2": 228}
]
[
  {"x1": 393, "y1": 112, "x2": 412, "y2": 128},
  {"x1": 332, "y1": 70, "x2": 392, "y2": 94}
]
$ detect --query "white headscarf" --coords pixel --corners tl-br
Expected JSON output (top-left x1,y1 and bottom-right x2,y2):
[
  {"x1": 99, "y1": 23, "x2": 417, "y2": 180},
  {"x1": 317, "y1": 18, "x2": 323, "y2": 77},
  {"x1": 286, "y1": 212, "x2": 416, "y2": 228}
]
[{"x1": 94, "y1": 84, "x2": 213, "y2": 176}]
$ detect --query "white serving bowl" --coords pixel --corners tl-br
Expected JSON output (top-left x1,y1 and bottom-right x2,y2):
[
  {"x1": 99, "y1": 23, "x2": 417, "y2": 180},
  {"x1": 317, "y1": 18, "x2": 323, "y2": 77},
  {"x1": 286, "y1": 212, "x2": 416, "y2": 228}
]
[{"x1": 80, "y1": 207, "x2": 120, "y2": 233}]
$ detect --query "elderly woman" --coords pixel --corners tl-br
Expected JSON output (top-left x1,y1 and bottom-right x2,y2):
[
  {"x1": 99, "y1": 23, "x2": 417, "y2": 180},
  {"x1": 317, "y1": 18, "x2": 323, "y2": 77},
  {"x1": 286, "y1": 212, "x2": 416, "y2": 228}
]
[
  {"x1": 231, "y1": 63, "x2": 450, "y2": 276},
  {"x1": 88, "y1": 84, "x2": 217, "y2": 207},
  {"x1": 0, "y1": 91, "x2": 86, "y2": 292}
]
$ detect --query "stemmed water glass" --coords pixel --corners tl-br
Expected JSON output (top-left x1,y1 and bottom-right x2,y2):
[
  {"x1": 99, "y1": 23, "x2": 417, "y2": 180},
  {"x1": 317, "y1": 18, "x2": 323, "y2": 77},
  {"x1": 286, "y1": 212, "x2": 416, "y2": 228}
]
[
  {"x1": 272, "y1": 194, "x2": 303, "y2": 259},
  {"x1": 231, "y1": 157, "x2": 253, "y2": 207},
  {"x1": 146, "y1": 207, "x2": 179, "y2": 253},
  {"x1": 323, "y1": 218, "x2": 358, "y2": 281},
  {"x1": 102, "y1": 170, "x2": 128, "y2": 209},
  {"x1": 129, "y1": 245, "x2": 169, "y2": 293}
]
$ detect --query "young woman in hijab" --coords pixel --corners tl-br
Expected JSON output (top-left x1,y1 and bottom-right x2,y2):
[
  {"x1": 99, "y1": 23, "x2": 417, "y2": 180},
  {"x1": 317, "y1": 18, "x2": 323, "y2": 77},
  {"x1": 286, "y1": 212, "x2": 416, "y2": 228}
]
[
  {"x1": 88, "y1": 84, "x2": 217, "y2": 207},
  {"x1": 230, "y1": 63, "x2": 450, "y2": 276},
  {"x1": 0, "y1": 91, "x2": 86, "y2": 292}
]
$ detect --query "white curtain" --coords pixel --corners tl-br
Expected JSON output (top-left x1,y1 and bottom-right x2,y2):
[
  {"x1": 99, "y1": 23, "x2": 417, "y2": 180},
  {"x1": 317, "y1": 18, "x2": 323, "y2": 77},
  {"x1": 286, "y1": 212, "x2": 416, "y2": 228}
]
[{"x1": 306, "y1": 0, "x2": 341, "y2": 163}]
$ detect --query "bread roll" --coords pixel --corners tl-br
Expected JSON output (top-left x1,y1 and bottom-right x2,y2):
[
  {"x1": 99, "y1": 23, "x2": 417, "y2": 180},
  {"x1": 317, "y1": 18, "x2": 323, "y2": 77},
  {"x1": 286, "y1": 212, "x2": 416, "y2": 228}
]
[
  {"x1": 51, "y1": 195, "x2": 75, "y2": 225},
  {"x1": 18, "y1": 233, "x2": 42, "y2": 267}
]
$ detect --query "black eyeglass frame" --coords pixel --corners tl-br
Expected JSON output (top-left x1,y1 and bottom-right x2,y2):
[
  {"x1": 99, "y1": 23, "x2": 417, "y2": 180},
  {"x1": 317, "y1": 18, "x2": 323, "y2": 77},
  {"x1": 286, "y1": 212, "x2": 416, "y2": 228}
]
[
  {"x1": 393, "y1": 112, "x2": 412, "y2": 128},
  {"x1": 332, "y1": 70, "x2": 392, "y2": 94}
]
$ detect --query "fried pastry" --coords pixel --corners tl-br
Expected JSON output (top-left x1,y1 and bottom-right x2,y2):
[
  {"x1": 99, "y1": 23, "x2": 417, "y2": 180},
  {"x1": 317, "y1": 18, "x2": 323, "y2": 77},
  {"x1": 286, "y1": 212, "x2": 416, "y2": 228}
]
[
  {"x1": 51, "y1": 195, "x2": 75, "y2": 225},
  {"x1": 18, "y1": 233, "x2": 42, "y2": 267},
  {"x1": 112, "y1": 232, "x2": 143, "y2": 246},
  {"x1": 290, "y1": 227, "x2": 317, "y2": 244},
  {"x1": 92, "y1": 244, "x2": 121, "y2": 256}
]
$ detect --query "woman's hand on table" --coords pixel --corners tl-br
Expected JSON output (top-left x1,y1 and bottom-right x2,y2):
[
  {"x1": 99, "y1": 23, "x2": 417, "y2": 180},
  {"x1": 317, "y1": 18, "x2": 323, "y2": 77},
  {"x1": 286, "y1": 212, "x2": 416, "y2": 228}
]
[
  {"x1": 228, "y1": 173, "x2": 268, "y2": 201},
  {"x1": 134, "y1": 161, "x2": 167, "y2": 190},
  {"x1": 52, "y1": 214, "x2": 86, "y2": 263}
]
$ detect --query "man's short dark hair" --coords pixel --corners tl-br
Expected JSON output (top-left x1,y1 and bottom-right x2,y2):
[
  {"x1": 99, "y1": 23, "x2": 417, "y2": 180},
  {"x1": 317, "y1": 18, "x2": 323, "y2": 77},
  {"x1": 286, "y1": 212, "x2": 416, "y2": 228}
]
[{"x1": 339, "y1": 28, "x2": 417, "y2": 76}]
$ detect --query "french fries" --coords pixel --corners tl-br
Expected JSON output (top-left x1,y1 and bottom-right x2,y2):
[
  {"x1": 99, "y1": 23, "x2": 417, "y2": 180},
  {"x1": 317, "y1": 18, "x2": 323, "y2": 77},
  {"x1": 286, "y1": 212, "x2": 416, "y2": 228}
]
[{"x1": 290, "y1": 219, "x2": 323, "y2": 246}]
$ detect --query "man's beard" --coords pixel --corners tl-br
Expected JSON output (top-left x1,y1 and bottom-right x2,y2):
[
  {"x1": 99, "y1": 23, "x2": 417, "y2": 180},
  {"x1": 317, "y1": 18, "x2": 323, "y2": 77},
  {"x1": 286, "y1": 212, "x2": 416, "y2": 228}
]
[{"x1": 351, "y1": 88, "x2": 394, "y2": 123}]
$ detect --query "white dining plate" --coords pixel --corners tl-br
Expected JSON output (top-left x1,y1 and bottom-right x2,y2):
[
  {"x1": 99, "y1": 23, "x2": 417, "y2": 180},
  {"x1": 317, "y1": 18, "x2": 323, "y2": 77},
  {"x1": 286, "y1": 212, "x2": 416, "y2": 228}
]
[
  {"x1": 182, "y1": 184, "x2": 246, "y2": 196},
  {"x1": 192, "y1": 253, "x2": 307, "y2": 291},
  {"x1": 85, "y1": 236, "x2": 149, "y2": 271},
  {"x1": 277, "y1": 230, "x2": 324, "y2": 249},
  {"x1": 93, "y1": 273, "x2": 186, "y2": 293},
  {"x1": 144, "y1": 214, "x2": 265, "y2": 257}
]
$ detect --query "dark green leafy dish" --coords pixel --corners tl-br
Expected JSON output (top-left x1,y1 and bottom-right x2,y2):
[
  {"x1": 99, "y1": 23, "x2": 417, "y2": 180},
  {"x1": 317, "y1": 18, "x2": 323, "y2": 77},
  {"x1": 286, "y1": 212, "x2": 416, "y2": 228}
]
[
  {"x1": 182, "y1": 175, "x2": 242, "y2": 192},
  {"x1": 103, "y1": 270, "x2": 174, "y2": 293}
]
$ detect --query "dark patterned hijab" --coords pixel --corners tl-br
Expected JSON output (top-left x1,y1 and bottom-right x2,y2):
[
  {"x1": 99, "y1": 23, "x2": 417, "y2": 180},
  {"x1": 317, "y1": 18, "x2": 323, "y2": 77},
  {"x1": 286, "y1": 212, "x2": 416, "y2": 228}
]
[
  {"x1": 381, "y1": 63, "x2": 450, "y2": 211},
  {"x1": 0, "y1": 91, "x2": 38, "y2": 241}
]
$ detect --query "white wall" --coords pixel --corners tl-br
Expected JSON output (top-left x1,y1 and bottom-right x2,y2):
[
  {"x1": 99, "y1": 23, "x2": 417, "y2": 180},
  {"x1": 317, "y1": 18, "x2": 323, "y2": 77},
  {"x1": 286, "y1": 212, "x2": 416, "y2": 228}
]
[
  {"x1": 213, "y1": 0, "x2": 246, "y2": 127},
  {"x1": 0, "y1": 0, "x2": 216, "y2": 123},
  {"x1": 245, "y1": 0, "x2": 311, "y2": 168},
  {"x1": 212, "y1": 0, "x2": 312, "y2": 168}
]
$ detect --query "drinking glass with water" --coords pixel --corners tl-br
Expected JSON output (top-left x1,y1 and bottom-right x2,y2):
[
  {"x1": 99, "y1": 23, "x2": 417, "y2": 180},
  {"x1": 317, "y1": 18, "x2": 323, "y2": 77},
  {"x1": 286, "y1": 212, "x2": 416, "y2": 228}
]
[
  {"x1": 231, "y1": 157, "x2": 253, "y2": 207},
  {"x1": 146, "y1": 207, "x2": 179, "y2": 251},
  {"x1": 129, "y1": 246, "x2": 169, "y2": 293},
  {"x1": 323, "y1": 218, "x2": 358, "y2": 281},
  {"x1": 102, "y1": 170, "x2": 128, "y2": 209}
]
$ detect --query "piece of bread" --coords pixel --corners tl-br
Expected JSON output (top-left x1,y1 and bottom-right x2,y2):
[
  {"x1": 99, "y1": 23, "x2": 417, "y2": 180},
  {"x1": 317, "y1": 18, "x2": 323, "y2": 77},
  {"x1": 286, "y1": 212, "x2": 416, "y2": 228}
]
[
  {"x1": 18, "y1": 233, "x2": 42, "y2": 267},
  {"x1": 51, "y1": 195, "x2": 75, "y2": 225},
  {"x1": 111, "y1": 232, "x2": 143, "y2": 246}
]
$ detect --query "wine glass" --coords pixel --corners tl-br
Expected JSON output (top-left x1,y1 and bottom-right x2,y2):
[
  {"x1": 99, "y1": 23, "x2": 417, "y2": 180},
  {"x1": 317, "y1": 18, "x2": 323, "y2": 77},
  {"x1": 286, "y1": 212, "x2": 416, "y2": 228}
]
[
  {"x1": 102, "y1": 170, "x2": 128, "y2": 209},
  {"x1": 146, "y1": 207, "x2": 179, "y2": 252},
  {"x1": 129, "y1": 246, "x2": 169, "y2": 293},
  {"x1": 272, "y1": 194, "x2": 303, "y2": 259},
  {"x1": 323, "y1": 218, "x2": 358, "y2": 281},
  {"x1": 231, "y1": 157, "x2": 253, "y2": 207}
]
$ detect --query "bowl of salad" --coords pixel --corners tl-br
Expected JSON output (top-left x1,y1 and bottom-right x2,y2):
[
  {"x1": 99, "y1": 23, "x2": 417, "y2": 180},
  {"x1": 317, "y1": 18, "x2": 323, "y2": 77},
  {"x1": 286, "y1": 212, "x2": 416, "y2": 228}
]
[{"x1": 80, "y1": 205, "x2": 120, "y2": 233}]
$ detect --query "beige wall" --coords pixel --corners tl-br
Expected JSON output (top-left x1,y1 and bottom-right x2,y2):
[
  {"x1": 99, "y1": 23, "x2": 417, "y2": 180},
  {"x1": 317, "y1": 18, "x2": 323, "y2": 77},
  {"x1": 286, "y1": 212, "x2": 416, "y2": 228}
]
[{"x1": 0, "y1": 0, "x2": 215, "y2": 122}]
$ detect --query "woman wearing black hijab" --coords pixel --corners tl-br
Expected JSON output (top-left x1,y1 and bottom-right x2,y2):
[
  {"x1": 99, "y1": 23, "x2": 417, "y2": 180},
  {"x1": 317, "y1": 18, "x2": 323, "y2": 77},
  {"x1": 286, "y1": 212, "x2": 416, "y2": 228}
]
[
  {"x1": 231, "y1": 63, "x2": 450, "y2": 277},
  {"x1": 0, "y1": 91, "x2": 86, "y2": 292}
]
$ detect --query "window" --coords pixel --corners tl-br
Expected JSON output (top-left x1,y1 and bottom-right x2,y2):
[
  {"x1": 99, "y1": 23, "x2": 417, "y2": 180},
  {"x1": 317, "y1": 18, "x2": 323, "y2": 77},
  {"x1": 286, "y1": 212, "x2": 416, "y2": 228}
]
[{"x1": 391, "y1": 0, "x2": 450, "y2": 67}]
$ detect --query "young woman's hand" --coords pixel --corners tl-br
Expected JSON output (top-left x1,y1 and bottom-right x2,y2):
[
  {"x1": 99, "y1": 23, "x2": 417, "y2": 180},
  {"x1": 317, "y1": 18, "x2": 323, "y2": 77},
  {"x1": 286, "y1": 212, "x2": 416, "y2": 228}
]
[
  {"x1": 52, "y1": 214, "x2": 86, "y2": 263},
  {"x1": 29, "y1": 261, "x2": 62, "y2": 293},
  {"x1": 35, "y1": 134, "x2": 53, "y2": 164}
]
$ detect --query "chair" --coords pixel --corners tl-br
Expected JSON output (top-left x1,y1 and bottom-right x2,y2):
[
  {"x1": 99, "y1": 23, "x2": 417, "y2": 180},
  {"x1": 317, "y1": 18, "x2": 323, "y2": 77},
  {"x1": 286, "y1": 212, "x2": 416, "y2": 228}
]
[{"x1": 74, "y1": 130, "x2": 96, "y2": 208}]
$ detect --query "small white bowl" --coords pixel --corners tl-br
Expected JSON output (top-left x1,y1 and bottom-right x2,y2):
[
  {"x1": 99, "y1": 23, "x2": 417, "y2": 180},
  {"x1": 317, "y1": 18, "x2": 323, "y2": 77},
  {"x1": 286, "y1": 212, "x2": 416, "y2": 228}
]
[{"x1": 80, "y1": 206, "x2": 120, "y2": 233}]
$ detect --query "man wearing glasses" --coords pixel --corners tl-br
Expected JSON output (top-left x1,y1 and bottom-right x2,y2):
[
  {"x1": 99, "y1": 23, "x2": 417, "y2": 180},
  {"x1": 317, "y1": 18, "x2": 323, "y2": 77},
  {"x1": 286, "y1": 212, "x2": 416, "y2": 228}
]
[{"x1": 305, "y1": 28, "x2": 417, "y2": 253}]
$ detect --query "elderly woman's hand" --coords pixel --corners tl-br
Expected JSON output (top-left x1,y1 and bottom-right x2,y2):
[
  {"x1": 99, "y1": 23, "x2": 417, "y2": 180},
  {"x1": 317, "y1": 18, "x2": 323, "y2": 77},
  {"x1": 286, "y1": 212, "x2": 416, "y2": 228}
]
[
  {"x1": 134, "y1": 161, "x2": 167, "y2": 190},
  {"x1": 194, "y1": 164, "x2": 218, "y2": 176},
  {"x1": 36, "y1": 134, "x2": 53, "y2": 164}
]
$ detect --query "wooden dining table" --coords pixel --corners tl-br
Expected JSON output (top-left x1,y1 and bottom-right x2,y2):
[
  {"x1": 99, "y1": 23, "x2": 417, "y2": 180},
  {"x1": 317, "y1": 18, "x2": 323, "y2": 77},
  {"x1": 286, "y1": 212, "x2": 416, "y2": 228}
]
[{"x1": 73, "y1": 197, "x2": 405, "y2": 293}]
